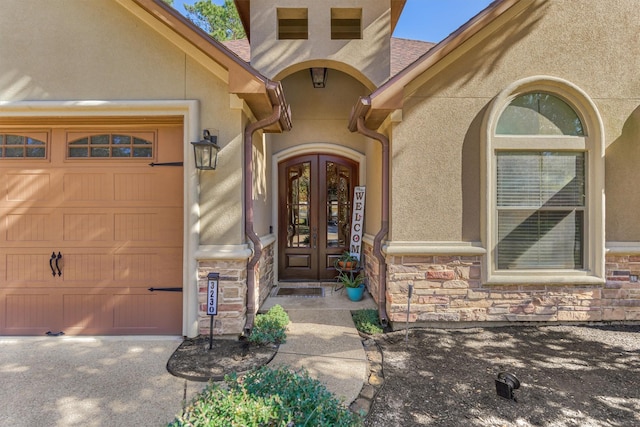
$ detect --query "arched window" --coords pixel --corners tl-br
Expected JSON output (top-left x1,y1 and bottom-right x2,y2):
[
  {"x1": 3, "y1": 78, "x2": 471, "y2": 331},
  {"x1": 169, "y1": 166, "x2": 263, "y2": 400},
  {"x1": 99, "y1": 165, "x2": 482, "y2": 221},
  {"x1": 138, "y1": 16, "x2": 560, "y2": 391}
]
[
  {"x1": 496, "y1": 93, "x2": 584, "y2": 136},
  {"x1": 484, "y1": 79, "x2": 604, "y2": 284}
]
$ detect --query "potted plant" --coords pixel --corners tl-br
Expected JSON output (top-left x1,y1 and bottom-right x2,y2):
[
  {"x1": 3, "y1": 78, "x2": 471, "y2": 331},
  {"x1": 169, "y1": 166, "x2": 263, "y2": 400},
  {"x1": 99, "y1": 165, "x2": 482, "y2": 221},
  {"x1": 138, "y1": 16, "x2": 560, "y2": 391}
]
[
  {"x1": 338, "y1": 271, "x2": 366, "y2": 301},
  {"x1": 335, "y1": 251, "x2": 358, "y2": 271}
]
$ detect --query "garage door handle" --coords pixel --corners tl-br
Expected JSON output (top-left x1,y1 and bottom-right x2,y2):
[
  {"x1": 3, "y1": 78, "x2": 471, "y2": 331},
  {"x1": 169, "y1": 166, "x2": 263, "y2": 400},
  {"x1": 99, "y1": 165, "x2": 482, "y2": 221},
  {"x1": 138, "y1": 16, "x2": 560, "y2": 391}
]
[
  {"x1": 55, "y1": 252, "x2": 62, "y2": 276},
  {"x1": 49, "y1": 252, "x2": 57, "y2": 277}
]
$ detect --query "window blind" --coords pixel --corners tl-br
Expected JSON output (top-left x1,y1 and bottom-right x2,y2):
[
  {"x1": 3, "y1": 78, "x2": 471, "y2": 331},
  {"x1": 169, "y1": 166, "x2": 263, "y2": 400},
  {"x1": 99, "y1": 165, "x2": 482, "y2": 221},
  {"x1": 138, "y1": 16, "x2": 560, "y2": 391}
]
[{"x1": 496, "y1": 152, "x2": 585, "y2": 269}]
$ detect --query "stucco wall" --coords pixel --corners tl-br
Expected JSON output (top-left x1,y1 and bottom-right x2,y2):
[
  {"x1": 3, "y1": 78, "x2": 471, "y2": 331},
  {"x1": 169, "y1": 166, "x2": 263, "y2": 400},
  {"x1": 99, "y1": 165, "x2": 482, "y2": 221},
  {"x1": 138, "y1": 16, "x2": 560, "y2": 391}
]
[
  {"x1": 272, "y1": 69, "x2": 369, "y2": 153},
  {"x1": 1, "y1": 1, "x2": 183, "y2": 100},
  {"x1": 249, "y1": 0, "x2": 391, "y2": 86},
  {"x1": 252, "y1": 122, "x2": 273, "y2": 238},
  {"x1": 364, "y1": 130, "x2": 384, "y2": 234},
  {"x1": 1, "y1": 0, "x2": 246, "y2": 246},
  {"x1": 392, "y1": 0, "x2": 640, "y2": 243}
]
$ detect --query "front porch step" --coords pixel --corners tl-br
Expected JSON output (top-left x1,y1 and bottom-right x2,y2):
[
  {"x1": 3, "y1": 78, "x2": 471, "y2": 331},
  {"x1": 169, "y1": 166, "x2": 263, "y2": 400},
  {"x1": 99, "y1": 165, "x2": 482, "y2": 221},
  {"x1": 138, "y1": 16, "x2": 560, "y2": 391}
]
[{"x1": 260, "y1": 282, "x2": 376, "y2": 313}]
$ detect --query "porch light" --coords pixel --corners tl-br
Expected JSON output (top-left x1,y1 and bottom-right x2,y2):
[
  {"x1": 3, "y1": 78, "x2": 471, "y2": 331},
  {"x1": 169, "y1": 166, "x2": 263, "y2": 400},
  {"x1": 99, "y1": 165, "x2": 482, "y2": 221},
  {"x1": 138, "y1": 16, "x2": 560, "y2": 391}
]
[
  {"x1": 191, "y1": 129, "x2": 220, "y2": 170},
  {"x1": 310, "y1": 67, "x2": 328, "y2": 88}
]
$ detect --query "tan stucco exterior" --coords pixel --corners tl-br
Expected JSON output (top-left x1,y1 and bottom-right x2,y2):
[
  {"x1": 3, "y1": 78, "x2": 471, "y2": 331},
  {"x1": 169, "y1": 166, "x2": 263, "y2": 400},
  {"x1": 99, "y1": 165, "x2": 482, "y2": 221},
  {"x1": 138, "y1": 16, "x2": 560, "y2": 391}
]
[
  {"x1": 386, "y1": 0, "x2": 640, "y2": 244},
  {"x1": 1, "y1": 0, "x2": 292, "y2": 337},
  {"x1": 271, "y1": 69, "x2": 369, "y2": 154},
  {"x1": 248, "y1": 0, "x2": 391, "y2": 87},
  {"x1": 2, "y1": 0, "x2": 251, "y2": 244},
  {"x1": 358, "y1": 0, "x2": 640, "y2": 325},
  {"x1": 3, "y1": 0, "x2": 640, "y2": 336}
]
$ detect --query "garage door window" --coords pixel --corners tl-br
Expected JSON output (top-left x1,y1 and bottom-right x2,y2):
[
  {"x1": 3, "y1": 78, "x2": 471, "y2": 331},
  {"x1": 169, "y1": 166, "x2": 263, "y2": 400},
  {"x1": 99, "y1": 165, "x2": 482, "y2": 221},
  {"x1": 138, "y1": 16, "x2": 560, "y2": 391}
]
[
  {"x1": 68, "y1": 133, "x2": 154, "y2": 159},
  {"x1": 0, "y1": 134, "x2": 47, "y2": 158}
]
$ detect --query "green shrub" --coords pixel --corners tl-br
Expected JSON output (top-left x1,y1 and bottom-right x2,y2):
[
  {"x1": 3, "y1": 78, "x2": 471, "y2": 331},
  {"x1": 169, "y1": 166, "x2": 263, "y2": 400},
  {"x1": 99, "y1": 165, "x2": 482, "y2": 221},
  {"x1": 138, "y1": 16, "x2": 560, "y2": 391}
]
[
  {"x1": 352, "y1": 309, "x2": 384, "y2": 335},
  {"x1": 249, "y1": 304, "x2": 290, "y2": 345},
  {"x1": 170, "y1": 366, "x2": 362, "y2": 426},
  {"x1": 169, "y1": 382, "x2": 279, "y2": 426}
]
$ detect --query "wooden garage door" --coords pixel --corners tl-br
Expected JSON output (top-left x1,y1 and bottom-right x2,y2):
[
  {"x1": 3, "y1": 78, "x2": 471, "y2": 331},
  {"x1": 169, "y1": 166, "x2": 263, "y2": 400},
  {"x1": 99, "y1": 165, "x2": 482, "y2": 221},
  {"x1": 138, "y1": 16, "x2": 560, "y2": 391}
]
[{"x1": 0, "y1": 122, "x2": 183, "y2": 335}]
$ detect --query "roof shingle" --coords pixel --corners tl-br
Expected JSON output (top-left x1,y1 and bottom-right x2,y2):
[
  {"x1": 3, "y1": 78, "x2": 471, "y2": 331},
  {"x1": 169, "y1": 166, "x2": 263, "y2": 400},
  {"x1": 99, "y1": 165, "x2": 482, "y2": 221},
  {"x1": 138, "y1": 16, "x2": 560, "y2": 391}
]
[{"x1": 221, "y1": 38, "x2": 435, "y2": 78}]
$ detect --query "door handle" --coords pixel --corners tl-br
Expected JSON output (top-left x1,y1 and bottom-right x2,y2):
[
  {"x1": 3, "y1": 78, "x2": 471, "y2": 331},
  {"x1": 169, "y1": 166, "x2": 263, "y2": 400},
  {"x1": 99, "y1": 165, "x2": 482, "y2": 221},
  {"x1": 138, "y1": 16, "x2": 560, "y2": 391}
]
[
  {"x1": 312, "y1": 227, "x2": 317, "y2": 249},
  {"x1": 55, "y1": 252, "x2": 62, "y2": 276},
  {"x1": 49, "y1": 252, "x2": 57, "y2": 277}
]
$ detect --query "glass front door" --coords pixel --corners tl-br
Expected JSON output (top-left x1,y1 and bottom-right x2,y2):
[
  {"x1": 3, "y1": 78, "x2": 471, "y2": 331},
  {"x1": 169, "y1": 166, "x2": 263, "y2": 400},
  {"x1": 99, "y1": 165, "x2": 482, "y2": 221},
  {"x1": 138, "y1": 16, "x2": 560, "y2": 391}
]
[{"x1": 278, "y1": 154, "x2": 358, "y2": 280}]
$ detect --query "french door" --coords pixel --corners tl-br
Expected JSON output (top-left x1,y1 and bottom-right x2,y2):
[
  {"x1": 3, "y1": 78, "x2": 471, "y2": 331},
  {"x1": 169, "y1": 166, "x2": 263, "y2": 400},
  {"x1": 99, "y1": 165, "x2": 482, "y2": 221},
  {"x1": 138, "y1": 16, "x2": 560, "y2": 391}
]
[{"x1": 278, "y1": 154, "x2": 358, "y2": 281}]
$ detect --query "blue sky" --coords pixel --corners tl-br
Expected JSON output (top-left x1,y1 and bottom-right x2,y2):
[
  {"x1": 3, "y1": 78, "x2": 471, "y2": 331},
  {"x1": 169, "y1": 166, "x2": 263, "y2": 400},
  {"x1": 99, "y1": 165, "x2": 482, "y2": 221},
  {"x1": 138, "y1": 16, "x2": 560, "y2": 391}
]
[{"x1": 171, "y1": 0, "x2": 495, "y2": 43}]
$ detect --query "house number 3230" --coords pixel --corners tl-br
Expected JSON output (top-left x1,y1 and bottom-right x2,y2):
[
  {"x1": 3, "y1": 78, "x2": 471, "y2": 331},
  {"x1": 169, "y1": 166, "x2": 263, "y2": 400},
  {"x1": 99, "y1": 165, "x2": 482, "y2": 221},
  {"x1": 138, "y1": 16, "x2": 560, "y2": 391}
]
[{"x1": 206, "y1": 273, "x2": 219, "y2": 316}]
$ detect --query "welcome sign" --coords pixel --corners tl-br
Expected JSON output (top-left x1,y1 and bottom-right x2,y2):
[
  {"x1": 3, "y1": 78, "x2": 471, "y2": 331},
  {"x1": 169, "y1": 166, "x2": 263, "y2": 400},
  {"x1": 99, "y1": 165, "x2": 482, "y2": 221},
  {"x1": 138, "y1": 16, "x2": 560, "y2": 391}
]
[{"x1": 349, "y1": 186, "x2": 366, "y2": 260}]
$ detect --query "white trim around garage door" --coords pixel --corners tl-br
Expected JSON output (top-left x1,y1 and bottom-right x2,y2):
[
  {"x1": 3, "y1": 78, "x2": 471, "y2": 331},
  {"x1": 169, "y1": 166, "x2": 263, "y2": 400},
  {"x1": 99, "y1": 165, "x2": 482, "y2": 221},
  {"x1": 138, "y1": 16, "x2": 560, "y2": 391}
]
[{"x1": 0, "y1": 100, "x2": 201, "y2": 337}]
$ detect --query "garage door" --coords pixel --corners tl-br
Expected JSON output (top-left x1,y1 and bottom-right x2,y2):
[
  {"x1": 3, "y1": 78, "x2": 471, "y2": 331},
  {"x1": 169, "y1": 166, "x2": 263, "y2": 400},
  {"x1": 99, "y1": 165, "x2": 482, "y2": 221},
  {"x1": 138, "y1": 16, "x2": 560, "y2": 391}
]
[{"x1": 0, "y1": 121, "x2": 183, "y2": 335}]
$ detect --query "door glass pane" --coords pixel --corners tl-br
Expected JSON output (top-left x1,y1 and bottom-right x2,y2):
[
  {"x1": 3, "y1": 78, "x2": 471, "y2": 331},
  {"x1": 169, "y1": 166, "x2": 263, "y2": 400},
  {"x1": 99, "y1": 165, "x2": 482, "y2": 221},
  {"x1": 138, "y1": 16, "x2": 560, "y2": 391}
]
[
  {"x1": 5, "y1": 147, "x2": 23, "y2": 157},
  {"x1": 90, "y1": 135, "x2": 109, "y2": 145},
  {"x1": 90, "y1": 147, "x2": 110, "y2": 157},
  {"x1": 286, "y1": 162, "x2": 310, "y2": 248},
  {"x1": 6, "y1": 135, "x2": 24, "y2": 145},
  {"x1": 326, "y1": 161, "x2": 351, "y2": 247}
]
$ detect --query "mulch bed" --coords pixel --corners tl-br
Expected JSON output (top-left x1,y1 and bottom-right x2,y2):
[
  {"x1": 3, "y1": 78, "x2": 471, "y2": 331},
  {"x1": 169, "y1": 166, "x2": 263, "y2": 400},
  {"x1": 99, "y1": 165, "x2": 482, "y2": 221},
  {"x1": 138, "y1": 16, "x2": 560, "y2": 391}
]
[
  {"x1": 166, "y1": 325, "x2": 640, "y2": 427},
  {"x1": 365, "y1": 325, "x2": 640, "y2": 427},
  {"x1": 166, "y1": 335, "x2": 278, "y2": 382}
]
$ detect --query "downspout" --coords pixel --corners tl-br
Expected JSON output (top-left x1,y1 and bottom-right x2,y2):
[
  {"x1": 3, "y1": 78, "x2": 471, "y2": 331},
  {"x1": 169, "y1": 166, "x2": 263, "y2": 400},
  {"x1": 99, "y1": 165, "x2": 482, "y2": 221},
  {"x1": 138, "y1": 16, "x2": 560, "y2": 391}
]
[
  {"x1": 349, "y1": 97, "x2": 390, "y2": 325},
  {"x1": 244, "y1": 81, "x2": 291, "y2": 335}
]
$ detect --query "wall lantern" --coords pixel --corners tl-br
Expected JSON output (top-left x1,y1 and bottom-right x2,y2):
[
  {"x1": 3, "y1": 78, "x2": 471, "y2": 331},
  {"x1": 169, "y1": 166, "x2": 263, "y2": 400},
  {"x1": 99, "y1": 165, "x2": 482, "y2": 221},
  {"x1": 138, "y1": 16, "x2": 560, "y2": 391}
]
[
  {"x1": 310, "y1": 67, "x2": 328, "y2": 88},
  {"x1": 191, "y1": 129, "x2": 220, "y2": 170}
]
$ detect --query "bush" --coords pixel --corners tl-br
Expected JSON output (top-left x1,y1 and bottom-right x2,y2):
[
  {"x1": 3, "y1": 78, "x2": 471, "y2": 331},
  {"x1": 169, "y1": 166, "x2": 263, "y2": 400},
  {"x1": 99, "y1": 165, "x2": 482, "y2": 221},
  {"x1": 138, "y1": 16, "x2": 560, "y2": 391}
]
[
  {"x1": 170, "y1": 366, "x2": 362, "y2": 427},
  {"x1": 249, "y1": 304, "x2": 290, "y2": 345},
  {"x1": 352, "y1": 309, "x2": 384, "y2": 335},
  {"x1": 168, "y1": 382, "x2": 278, "y2": 427}
]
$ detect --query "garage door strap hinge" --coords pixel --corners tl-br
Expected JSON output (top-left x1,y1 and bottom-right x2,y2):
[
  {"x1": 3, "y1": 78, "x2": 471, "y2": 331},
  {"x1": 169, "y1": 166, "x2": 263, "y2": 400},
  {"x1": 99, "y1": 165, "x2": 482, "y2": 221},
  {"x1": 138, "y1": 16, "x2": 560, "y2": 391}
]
[
  {"x1": 147, "y1": 287, "x2": 183, "y2": 292},
  {"x1": 148, "y1": 162, "x2": 183, "y2": 167}
]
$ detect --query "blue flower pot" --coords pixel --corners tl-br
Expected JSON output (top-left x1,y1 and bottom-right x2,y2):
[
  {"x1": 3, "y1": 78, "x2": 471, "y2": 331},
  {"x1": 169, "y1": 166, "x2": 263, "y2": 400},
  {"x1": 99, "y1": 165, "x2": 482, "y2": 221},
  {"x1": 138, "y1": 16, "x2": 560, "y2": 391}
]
[{"x1": 346, "y1": 284, "x2": 365, "y2": 302}]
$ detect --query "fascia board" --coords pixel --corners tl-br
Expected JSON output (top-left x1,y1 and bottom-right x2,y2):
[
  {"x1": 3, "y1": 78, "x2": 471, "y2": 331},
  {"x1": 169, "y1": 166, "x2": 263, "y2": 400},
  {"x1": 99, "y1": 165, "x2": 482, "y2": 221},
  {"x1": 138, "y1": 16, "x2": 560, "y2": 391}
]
[{"x1": 369, "y1": 0, "x2": 525, "y2": 112}]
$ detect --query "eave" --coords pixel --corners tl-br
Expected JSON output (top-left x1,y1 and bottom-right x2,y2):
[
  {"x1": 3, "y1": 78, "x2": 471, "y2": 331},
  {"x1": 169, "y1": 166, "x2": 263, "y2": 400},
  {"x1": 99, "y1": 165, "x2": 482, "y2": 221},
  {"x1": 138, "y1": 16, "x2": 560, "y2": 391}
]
[
  {"x1": 120, "y1": 0, "x2": 289, "y2": 132},
  {"x1": 354, "y1": 0, "x2": 525, "y2": 130}
]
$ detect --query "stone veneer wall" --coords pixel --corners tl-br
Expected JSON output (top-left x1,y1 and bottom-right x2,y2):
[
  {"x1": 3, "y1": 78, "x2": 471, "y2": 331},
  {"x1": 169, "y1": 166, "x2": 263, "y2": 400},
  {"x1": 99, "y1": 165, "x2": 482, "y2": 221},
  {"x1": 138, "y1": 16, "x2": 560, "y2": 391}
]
[
  {"x1": 257, "y1": 242, "x2": 276, "y2": 309},
  {"x1": 362, "y1": 242, "x2": 379, "y2": 302},
  {"x1": 197, "y1": 259, "x2": 247, "y2": 336},
  {"x1": 375, "y1": 253, "x2": 640, "y2": 326},
  {"x1": 196, "y1": 242, "x2": 276, "y2": 337}
]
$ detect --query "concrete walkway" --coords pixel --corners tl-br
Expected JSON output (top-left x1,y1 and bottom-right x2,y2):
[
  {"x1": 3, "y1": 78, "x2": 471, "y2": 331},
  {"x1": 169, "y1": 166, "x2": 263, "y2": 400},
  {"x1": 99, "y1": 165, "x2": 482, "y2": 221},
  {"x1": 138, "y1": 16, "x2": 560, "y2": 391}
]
[
  {"x1": 0, "y1": 336, "x2": 205, "y2": 426},
  {"x1": 262, "y1": 283, "x2": 376, "y2": 404}
]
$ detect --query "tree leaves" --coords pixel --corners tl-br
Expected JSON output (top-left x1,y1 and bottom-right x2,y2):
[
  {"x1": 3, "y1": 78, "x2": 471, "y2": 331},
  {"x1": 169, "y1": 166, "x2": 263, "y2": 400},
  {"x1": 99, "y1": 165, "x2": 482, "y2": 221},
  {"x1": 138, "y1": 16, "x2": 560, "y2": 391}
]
[{"x1": 184, "y1": 0, "x2": 246, "y2": 41}]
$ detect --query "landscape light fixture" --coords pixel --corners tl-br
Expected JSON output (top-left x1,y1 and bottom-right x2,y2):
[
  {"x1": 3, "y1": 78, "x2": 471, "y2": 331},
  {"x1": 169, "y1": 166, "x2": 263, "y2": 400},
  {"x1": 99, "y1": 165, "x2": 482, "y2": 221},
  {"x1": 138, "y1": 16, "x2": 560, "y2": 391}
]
[
  {"x1": 495, "y1": 372, "x2": 520, "y2": 401},
  {"x1": 191, "y1": 129, "x2": 220, "y2": 170},
  {"x1": 310, "y1": 67, "x2": 328, "y2": 88}
]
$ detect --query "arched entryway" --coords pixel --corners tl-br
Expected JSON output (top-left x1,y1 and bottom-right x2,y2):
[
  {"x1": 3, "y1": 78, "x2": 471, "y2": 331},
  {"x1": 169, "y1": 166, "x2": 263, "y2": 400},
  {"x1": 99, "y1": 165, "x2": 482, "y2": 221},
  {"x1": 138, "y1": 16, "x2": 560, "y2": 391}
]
[{"x1": 278, "y1": 154, "x2": 359, "y2": 281}]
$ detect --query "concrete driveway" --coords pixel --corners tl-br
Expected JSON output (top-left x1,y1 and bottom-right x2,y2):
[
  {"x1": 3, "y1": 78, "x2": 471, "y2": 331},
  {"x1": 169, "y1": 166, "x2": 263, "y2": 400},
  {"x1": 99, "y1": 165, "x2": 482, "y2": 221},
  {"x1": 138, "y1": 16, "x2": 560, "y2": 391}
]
[{"x1": 0, "y1": 336, "x2": 205, "y2": 427}]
